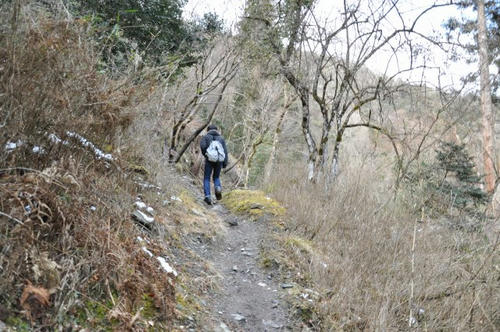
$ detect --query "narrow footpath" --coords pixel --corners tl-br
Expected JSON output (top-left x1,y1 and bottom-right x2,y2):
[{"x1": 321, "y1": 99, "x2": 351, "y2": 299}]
[{"x1": 195, "y1": 204, "x2": 293, "y2": 332}]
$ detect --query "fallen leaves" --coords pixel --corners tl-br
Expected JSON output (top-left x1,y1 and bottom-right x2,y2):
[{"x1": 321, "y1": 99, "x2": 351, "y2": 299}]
[{"x1": 20, "y1": 281, "x2": 51, "y2": 321}]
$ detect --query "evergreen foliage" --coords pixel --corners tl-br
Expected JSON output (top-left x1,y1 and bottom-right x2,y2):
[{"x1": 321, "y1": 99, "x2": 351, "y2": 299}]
[
  {"x1": 75, "y1": 0, "x2": 188, "y2": 60},
  {"x1": 71, "y1": 0, "x2": 224, "y2": 67},
  {"x1": 405, "y1": 142, "x2": 489, "y2": 220},
  {"x1": 434, "y1": 142, "x2": 489, "y2": 208}
]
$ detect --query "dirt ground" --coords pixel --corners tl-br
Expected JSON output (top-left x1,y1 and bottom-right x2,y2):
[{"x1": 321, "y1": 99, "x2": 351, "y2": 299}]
[{"x1": 193, "y1": 204, "x2": 294, "y2": 332}]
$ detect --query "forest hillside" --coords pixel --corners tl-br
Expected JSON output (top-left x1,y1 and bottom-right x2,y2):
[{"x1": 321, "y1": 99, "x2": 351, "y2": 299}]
[{"x1": 1, "y1": 1, "x2": 499, "y2": 331}]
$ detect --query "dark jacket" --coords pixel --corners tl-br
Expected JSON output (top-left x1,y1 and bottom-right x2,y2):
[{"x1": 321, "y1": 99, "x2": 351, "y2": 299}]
[{"x1": 200, "y1": 130, "x2": 228, "y2": 167}]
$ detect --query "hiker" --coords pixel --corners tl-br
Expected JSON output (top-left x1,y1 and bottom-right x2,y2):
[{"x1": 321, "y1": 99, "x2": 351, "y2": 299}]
[{"x1": 200, "y1": 124, "x2": 228, "y2": 205}]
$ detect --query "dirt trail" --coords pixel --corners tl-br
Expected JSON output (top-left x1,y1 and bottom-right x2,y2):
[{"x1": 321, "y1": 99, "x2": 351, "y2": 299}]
[{"x1": 196, "y1": 204, "x2": 292, "y2": 332}]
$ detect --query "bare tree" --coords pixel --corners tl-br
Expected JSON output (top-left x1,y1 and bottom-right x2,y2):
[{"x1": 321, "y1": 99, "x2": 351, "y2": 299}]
[
  {"x1": 245, "y1": 0, "x2": 451, "y2": 182},
  {"x1": 168, "y1": 37, "x2": 240, "y2": 163}
]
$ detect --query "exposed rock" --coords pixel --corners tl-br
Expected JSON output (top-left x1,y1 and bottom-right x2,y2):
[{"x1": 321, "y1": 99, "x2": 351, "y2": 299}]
[
  {"x1": 280, "y1": 283, "x2": 294, "y2": 289},
  {"x1": 132, "y1": 210, "x2": 155, "y2": 229},
  {"x1": 250, "y1": 203, "x2": 264, "y2": 210},
  {"x1": 226, "y1": 217, "x2": 239, "y2": 226}
]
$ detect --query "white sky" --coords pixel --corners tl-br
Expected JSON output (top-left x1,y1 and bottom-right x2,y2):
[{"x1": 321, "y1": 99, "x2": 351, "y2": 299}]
[{"x1": 184, "y1": 0, "x2": 479, "y2": 92}]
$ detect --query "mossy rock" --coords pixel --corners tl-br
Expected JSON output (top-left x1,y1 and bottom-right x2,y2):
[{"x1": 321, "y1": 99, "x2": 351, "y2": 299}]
[{"x1": 222, "y1": 190, "x2": 285, "y2": 219}]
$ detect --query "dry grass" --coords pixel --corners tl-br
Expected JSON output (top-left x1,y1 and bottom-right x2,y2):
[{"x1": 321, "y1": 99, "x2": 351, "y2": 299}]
[
  {"x1": 270, "y1": 159, "x2": 499, "y2": 331},
  {"x1": 0, "y1": 4, "x2": 179, "y2": 330},
  {"x1": 0, "y1": 162, "x2": 176, "y2": 330},
  {"x1": 1, "y1": 4, "x2": 135, "y2": 170}
]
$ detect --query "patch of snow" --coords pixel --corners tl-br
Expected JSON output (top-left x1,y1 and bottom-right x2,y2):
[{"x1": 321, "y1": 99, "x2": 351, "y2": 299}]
[
  {"x1": 66, "y1": 131, "x2": 113, "y2": 160},
  {"x1": 134, "y1": 201, "x2": 147, "y2": 210},
  {"x1": 5, "y1": 141, "x2": 20, "y2": 151},
  {"x1": 32, "y1": 146, "x2": 45, "y2": 154},
  {"x1": 90, "y1": 206, "x2": 96, "y2": 211},
  {"x1": 135, "y1": 210, "x2": 155, "y2": 223},
  {"x1": 258, "y1": 282, "x2": 267, "y2": 287},
  {"x1": 136, "y1": 181, "x2": 161, "y2": 190},
  {"x1": 146, "y1": 206, "x2": 154, "y2": 214},
  {"x1": 137, "y1": 236, "x2": 144, "y2": 242},
  {"x1": 170, "y1": 195, "x2": 182, "y2": 202},
  {"x1": 48, "y1": 133, "x2": 68, "y2": 145},
  {"x1": 142, "y1": 247, "x2": 154, "y2": 257},
  {"x1": 157, "y1": 256, "x2": 177, "y2": 276}
]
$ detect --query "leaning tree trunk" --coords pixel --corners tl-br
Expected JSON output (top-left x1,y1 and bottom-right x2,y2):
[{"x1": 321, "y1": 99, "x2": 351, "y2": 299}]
[
  {"x1": 243, "y1": 134, "x2": 265, "y2": 188},
  {"x1": 263, "y1": 90, "x2": 295, "y2": 183},
  {"x1": 263, "y1": 109, "x2": 287, "y2": 183},
  {"x1": 477, "y1": 0, "x2": 495, "y2": 193}
]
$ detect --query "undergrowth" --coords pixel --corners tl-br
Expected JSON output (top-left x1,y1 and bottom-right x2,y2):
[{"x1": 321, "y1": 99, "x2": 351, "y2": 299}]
[
  {"x1": 0, "y1": 4, "x2": 176, "y2": 330},
  {"x1": 270, "y1": 161, "x2": 499, "y2": 331}
]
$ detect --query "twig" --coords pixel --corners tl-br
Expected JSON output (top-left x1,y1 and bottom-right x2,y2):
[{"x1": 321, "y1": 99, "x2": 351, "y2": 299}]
[
  {"x1": 0, "y1": 210, "x2": 24, "y2": 225},
  {"x1": 105, "y1": 278, "x2": 116, "y2": 306},
  {"x1": 408, "y1": 208, "x2": 421, "y2": 327}
]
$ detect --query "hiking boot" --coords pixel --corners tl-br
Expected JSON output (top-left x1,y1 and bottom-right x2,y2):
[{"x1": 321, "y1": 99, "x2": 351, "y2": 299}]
[
  {"x1": 204, "y1": 196, "x2": 212, "y2": 205},
  {"x1": 215, "y1": 186, "x2": 222, "y2": 200}
]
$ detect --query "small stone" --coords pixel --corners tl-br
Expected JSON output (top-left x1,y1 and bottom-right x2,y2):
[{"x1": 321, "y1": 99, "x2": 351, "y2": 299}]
[
  {"x1": 216, "y1": 322, "x2": 232, "y2": 332},
  {"x1": 258, "y1": 282, "x2": 267, "y2": 287},
  {"x1": 281, "y1": 283, "x2": 294, "y2": 289},
  {"x1": 271, "y1": 300, "x2": 279, "y2": 308},
  {"x1": 191, "y1": 208, "x2": 202, "y2": 216},
  {"x1": 227, "y1": 218, "x2": 238, "y2": 226},
  {"x1": 232, "y1": 313, "x2": 246, "y2": 322},
  {"x1": 232, "y1": 265, "x2": 238, "y2": 272},
  {"x1": 263, "y1": 320, "x2": 283, "y2": 329}
]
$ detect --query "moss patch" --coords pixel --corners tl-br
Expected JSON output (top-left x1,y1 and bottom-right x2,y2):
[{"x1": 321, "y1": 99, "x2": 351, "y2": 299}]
[
  {"x1": 285, "y1": 236, "x2": 315, "y2": 256},
  {"x1": 5, "y1": 316, "x2": 31, "y2": 331},
  {"x1": 222, "y1": 190, "x2": 285, "y2": 219}
]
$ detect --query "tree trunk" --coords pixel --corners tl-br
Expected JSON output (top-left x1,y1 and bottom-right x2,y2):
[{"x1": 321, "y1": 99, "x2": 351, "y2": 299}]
[
  {"x1": 263, "y1": 106, "x2": 288, "y2": 183},
  {"x1": 174, "y1": 73, "x2": 235, "y2": 163},
  {"x1": 477, "y1": 0, "x2": 495, "y2": 193},
  {"x1": 244, "y1": 134, "x2": 265, "y2": 188}
]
